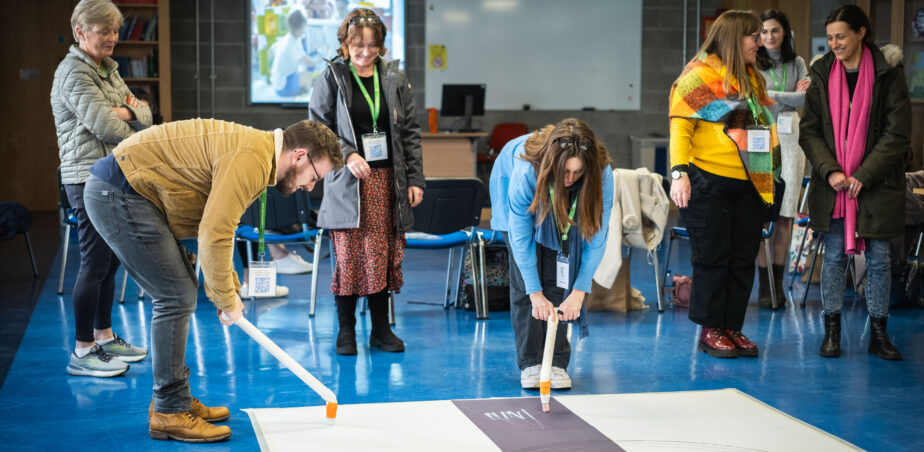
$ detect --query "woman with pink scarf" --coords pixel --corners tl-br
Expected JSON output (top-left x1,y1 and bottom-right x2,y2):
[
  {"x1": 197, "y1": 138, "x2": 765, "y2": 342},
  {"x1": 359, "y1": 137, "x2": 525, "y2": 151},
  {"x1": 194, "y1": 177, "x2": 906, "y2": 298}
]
[{"x1": 800, "y1": 5, "x2": 911, "y2": 361}]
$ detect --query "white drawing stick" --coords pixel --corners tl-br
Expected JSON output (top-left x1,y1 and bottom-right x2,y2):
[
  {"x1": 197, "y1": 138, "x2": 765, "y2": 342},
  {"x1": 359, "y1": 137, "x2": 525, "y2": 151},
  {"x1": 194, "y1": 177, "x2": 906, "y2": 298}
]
[
  {"x1": 226, "y1": 314, "x2": 338, "y2": 423},
  {"x1": 538, "y1": 311, "x2": 559, "y2": 412}
]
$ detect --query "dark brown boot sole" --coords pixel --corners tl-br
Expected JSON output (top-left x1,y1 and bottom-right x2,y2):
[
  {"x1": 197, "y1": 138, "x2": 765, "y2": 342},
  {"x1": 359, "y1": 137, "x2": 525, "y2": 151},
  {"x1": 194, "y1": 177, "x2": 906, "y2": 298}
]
[
  {"x1": 868, "y1": 345, "x2": 903, "y2": 361},
  {"x1": 336, "y1": 344, "x2": 358, "y2": 355},
  {"x1": 370, "y1": 335, "x2": 405, "y2": 352},
  {"x1": 201, "y1": 413, "x2": 230, "y2": 423},
  {"x1": 149, "y1": 429, "x2": 231, "y2": 443}
]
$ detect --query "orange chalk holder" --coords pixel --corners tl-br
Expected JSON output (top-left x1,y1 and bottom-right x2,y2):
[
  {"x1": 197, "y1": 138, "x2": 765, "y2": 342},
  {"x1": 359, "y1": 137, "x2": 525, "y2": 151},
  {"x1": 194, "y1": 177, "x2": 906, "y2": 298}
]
[{"x1": 326, "y1": 402, "x2": 338, "y2": 419}]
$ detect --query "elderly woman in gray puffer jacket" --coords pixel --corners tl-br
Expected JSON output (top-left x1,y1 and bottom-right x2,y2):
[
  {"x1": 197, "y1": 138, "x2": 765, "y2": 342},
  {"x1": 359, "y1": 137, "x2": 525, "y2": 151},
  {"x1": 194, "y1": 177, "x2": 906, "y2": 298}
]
[{"x1": 51, "y1": 0, "x2": 151, "y2": 378}]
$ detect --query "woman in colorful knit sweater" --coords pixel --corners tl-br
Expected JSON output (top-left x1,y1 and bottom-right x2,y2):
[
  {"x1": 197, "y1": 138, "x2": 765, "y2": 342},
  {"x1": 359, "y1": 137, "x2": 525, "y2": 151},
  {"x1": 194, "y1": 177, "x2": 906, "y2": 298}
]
[
  {"x1": 669, "y1": 10, "x2": 782, "y2": 358},
  {"x1": 754, "y1": 9, "x2": 810, "y2": 309}
]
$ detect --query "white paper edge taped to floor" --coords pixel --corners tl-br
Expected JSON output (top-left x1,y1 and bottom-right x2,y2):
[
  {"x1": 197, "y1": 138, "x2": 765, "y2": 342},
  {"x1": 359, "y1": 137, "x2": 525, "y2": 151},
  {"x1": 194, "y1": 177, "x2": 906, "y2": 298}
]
[{"x1": 244, "y1": 388, "x2": 864, "y2": 452}]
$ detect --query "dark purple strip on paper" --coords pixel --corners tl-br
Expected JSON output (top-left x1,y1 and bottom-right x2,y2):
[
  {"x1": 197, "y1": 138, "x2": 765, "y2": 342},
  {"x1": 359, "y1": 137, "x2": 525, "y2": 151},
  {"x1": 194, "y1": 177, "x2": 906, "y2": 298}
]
[{"x1": 451, "y1": 397, "x2": 624, "y2": 452}]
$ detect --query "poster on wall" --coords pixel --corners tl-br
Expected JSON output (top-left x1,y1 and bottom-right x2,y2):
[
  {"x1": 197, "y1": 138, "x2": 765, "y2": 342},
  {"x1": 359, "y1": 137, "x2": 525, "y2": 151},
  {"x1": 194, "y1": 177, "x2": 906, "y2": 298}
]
[
  {"x1": 909, "y1": 51, "x2": 924, "y2": 99},
  {"x1": 909, "y1": 5, "x2": 924, "y2": 41},
  {"x1": 249, "y1": 0, "x2": 405, "y2": 105}
]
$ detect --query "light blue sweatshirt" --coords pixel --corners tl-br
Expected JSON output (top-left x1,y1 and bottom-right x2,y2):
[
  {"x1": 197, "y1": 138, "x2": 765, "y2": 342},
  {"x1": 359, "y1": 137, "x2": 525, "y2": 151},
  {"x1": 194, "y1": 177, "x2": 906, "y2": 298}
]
[{"x1": 489, "y1": 134, "x2": 614, "y2": 295}]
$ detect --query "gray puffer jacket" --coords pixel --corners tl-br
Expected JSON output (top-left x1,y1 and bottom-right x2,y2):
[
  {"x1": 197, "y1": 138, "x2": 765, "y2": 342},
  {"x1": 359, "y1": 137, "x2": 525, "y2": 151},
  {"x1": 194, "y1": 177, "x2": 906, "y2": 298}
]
[
  {"x1": 309, "y1": 56, "x2": 424, "y2": 231},
  {"x1": 52, "y1": 45, "x2": 152, "y2": 184}
]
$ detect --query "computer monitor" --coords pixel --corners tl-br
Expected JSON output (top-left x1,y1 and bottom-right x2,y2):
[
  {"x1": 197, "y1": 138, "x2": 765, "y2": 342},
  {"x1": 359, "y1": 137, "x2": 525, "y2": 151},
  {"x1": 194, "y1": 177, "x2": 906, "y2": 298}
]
[{"x1": 440, "y1": 84, "x2": 486, "y2": 132}]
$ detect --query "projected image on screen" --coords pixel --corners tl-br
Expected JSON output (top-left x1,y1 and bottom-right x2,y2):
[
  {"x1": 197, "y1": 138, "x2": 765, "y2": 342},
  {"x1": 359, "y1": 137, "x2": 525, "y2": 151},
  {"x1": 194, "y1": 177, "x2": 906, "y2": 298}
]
[{"x1": 250, "y1": 0, "x2": 405, "y2": 105}]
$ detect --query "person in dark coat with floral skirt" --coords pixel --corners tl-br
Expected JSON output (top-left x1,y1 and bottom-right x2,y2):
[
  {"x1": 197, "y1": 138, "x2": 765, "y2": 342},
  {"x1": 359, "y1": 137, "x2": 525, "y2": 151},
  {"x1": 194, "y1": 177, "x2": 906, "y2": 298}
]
[{"x1": 309, "y1": 8, "x2": 424, "y2": 355}]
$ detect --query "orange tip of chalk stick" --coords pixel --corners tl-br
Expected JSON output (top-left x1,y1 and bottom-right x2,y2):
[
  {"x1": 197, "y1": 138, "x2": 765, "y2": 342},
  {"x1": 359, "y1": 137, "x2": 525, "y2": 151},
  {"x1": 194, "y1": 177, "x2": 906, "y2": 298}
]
[
  {"x1": 326, "y1": 402, "x2": 338, "y2": 419},
  {"x1": 539, "y1": 381, "x2": 551, "y2": 393}
]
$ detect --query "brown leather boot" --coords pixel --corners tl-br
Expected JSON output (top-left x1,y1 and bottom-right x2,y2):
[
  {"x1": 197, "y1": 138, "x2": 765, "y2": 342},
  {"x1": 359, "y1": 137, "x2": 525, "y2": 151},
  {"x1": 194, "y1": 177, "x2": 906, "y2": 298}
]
[
  {"x1": 149, "y1": 410, "x2": 231, "y2": 443},
  {"x1": 192, "y1": 397, "x2": 230, "y2": 422},
  {"x1": 149, "y1": 397, "x2": 230, "y2": 423}
]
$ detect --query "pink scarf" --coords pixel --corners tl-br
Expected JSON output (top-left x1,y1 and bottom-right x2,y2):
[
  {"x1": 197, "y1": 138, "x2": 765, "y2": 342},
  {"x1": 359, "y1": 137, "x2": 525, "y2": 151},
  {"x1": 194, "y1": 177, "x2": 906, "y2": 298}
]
[{"x1": 828, "y1": 46, "x2": 874, "y2": 255}]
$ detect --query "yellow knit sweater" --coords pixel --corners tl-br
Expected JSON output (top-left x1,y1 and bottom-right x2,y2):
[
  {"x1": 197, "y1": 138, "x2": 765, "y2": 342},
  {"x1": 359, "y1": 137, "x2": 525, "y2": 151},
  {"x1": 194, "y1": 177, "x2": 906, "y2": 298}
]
[{"x1": 669, "y1": 117, "x2": 748, "y2": 180}]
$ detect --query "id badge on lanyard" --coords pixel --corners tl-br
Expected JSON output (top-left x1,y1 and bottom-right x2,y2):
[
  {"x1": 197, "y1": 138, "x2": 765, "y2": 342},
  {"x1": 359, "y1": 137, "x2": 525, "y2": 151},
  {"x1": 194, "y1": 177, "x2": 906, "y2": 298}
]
[
  {"x1": 747, "y1": 126, "x2": 771, "y2": 153},
  {"x1": 745, "y1": 95, "x2": 770, "y2": 152},
  {"x1": 556, "y1": 253, "x2": 570, "y2": 290},
  {"x1": 247, "y1": 189, "x2": 277, "y2": 297},
  {"x1": 248, "y1": 260, "x2": 277, "y2": 297},
  {"x1": 362, "y1": 131, "x2": 388, "y2": 162},
  {"x1": 776, "y1": 112, "x2": 793, "y2": 134}
]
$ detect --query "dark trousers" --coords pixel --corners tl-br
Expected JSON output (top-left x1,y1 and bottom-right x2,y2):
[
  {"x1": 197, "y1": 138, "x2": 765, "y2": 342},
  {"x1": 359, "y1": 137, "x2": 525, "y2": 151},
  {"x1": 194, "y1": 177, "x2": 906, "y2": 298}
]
[
  {"x1": 65, "y1": 183, "x2": 122, "y2": 343},
  {"x1": 502, "y1": 232, "x2": 571, "y2": 370},
  {"x1": 679, "y1": 166, "x2": 765, "y2": 330}
]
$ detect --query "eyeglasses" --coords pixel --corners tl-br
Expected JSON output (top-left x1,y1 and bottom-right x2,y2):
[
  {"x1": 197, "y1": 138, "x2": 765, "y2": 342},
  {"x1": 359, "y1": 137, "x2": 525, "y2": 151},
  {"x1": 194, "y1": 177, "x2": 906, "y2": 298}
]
[
  {"x1": 306, "y1": 153, "x2": 320, "y2": 184},
  {"x1": 748, "y1": 33, "x2": 762, "y2": 43},
  {"x1": 348, "y1": 15, "x2": 382, "y2": 26},
  {"x1": 556, "y1": 137, "x2": 592, "y2": 151}
]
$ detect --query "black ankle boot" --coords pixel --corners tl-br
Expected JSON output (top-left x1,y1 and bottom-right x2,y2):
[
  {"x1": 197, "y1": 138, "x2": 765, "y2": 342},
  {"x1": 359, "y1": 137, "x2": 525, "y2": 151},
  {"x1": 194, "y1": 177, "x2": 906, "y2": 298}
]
[
  {"x1": 335, "y1": 296, "x2": 358, "y2": 355},
  {"x1": 819, "y1": 312, "x2": 841, "y2": 357},
  {"x1": 368, "y1": 292, "x2": 404, "y2": 352},
  {"x1": 868, "y1": 316, "x2": 902, "y2": 360},
  {"x1": 757, "y1": 267, "x2": 772, "y2": 308},
  {"x1": 772, "y1": 264, "x2": 786, "y2": 308}
]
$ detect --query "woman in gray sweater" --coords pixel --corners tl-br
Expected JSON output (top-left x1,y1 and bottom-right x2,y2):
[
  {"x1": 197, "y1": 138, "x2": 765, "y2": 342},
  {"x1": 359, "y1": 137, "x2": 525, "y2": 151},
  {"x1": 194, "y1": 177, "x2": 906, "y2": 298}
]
[
  {"x1": 755, "y1": 9, "x2": 810, "y2": 308},
  {"x1": 51, "y1": 0, "x2": 151, "y2": 377}
]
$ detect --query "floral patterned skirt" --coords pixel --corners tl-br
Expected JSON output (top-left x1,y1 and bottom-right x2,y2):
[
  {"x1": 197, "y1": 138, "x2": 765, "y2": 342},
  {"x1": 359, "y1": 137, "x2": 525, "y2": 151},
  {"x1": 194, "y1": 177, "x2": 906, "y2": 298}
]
[{"x1": 330, "y1": 167, "x2": 405, "y2": 296}]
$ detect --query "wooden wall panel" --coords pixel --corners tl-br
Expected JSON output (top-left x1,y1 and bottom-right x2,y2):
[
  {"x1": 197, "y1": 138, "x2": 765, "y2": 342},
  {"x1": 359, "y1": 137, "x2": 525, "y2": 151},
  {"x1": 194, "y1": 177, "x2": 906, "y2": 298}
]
[{"x1": 0, "y1": 1, "x2": 76, "y2": 211}]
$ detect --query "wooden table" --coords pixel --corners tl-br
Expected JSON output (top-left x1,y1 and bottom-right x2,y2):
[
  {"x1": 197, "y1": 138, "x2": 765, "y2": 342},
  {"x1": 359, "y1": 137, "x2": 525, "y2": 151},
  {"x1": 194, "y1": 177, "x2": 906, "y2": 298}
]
[{"x1": 420, "y1": 132, "x2": 488, "y2": 178}]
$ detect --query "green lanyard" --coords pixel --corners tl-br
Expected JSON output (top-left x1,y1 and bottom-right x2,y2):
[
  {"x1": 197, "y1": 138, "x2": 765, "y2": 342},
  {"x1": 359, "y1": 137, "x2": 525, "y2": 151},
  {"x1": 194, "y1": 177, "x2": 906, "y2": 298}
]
[
  {"x1": 745, "y1": 95, "x2": 768, "y2": 126},
  {"x1": 549, "y1": 186, "x2": 578, "y2": 243},
  {"x1": 349, "y1": 62, "x2": 381, "y2": 132},
  {"x1": 768, "y1": 64, "x2": 787, "y2": 91},
  {"x1": 257, "y1": 189, "x2": 267, "y2": 260}
]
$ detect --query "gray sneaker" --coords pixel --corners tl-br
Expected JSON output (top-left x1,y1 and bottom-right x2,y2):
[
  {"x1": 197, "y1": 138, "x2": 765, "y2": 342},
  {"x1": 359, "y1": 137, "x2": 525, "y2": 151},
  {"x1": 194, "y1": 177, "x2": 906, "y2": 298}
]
[
  {"x1": 100, "y1": 334, "x2": 148, "y2": 363},
  {"x1": 67, "y1": 344, "x2": 129, "y2": 377}
]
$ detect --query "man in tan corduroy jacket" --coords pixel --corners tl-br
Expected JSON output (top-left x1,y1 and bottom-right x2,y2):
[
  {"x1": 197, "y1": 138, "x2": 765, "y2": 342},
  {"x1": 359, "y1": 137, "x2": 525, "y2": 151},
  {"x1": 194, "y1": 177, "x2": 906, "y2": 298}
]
[{"x1": 83, "y1": 118, "x2": 342, "y2": 443}]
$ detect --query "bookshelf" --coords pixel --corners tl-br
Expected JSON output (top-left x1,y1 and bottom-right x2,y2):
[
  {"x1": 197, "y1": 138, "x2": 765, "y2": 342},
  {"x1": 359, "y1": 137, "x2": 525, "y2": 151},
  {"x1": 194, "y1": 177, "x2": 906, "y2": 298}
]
[{"x1": 112, "y1": 1, "x2": 171, "y2": 123}]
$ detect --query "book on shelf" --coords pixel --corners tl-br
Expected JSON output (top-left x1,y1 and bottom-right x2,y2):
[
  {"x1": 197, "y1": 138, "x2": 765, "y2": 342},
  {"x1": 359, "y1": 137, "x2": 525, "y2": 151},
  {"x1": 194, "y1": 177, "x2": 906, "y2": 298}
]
[
  {"x1": 113, "y1": 53, "x2": 157, "y2": 78},
  {"x1": 128, "y1": 18, "x2": 144, "y2": 41},
  {"x1": 118, "y1": 14, "x2": 158, "y2": 41},
  {"x1": 144, "y1": 14, "x2": 158, "y2": 41},
  {"x1": 119, "y1": 16, "x2": 136, "y2": 40}
]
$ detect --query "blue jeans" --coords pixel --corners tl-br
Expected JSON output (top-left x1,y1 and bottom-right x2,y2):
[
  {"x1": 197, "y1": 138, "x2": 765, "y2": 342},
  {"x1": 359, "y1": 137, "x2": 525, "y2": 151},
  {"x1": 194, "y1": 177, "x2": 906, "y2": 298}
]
[
  {"x1": 83, "y1": 176, "x2": 199, "y2": 414},
  {"x1": 821, "y1": 219, "x2": 890, "y2": 318}
]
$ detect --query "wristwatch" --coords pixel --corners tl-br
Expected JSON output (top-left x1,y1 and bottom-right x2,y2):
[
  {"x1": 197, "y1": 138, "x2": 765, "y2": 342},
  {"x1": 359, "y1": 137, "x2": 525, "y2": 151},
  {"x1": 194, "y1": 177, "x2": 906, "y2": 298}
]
[{"x1": 671, "y1": 170, "x2": 688, "y2": 180}]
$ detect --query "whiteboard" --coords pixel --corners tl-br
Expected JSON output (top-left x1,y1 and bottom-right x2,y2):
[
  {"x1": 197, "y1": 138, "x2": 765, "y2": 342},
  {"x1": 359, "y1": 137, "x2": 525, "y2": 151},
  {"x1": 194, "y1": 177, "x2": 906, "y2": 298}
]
[{"x1": 424, "y1": 0, "x2": 642, "y2": 111}]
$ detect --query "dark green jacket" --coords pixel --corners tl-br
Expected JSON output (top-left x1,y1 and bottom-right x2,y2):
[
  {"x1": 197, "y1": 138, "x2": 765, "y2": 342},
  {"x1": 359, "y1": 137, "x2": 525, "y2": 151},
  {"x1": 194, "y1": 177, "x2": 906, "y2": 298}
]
[{"x1": 800, "y1": 44, "x2": 911, "y2": 238}]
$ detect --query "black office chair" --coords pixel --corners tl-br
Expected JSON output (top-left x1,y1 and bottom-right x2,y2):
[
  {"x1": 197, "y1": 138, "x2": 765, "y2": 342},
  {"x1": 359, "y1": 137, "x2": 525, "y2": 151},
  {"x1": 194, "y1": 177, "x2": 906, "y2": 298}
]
[
  {"x1": 0, "y1": 201, "x2": 38, "y2": 278},
  {"x1": 402, "y1": 178, "x2": 488, "y2": 318}
]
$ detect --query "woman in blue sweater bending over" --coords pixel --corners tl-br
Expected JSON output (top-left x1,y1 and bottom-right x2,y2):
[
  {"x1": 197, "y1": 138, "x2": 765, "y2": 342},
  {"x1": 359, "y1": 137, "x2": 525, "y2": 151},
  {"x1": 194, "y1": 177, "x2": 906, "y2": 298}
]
[{"x1": 489, "y1": 118, "x2": 614, "y2": 390}]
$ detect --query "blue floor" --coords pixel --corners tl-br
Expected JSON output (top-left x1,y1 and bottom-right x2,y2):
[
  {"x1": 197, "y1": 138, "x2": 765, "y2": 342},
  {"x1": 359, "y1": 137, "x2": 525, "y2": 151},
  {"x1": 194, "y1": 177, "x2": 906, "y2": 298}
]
[{"x1": 0, "y1": 231, "x2": 922, "y2": 451}]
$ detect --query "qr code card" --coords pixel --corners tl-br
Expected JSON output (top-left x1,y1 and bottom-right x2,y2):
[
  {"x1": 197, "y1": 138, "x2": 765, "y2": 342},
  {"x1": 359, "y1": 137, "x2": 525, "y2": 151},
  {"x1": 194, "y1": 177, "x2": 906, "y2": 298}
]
[
  {"x1": 248, "y1": 261, "x2": 277, "y2": 297},
  {"x1": 747, "y1": 128, "x2": 770, "y2": 153}
]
